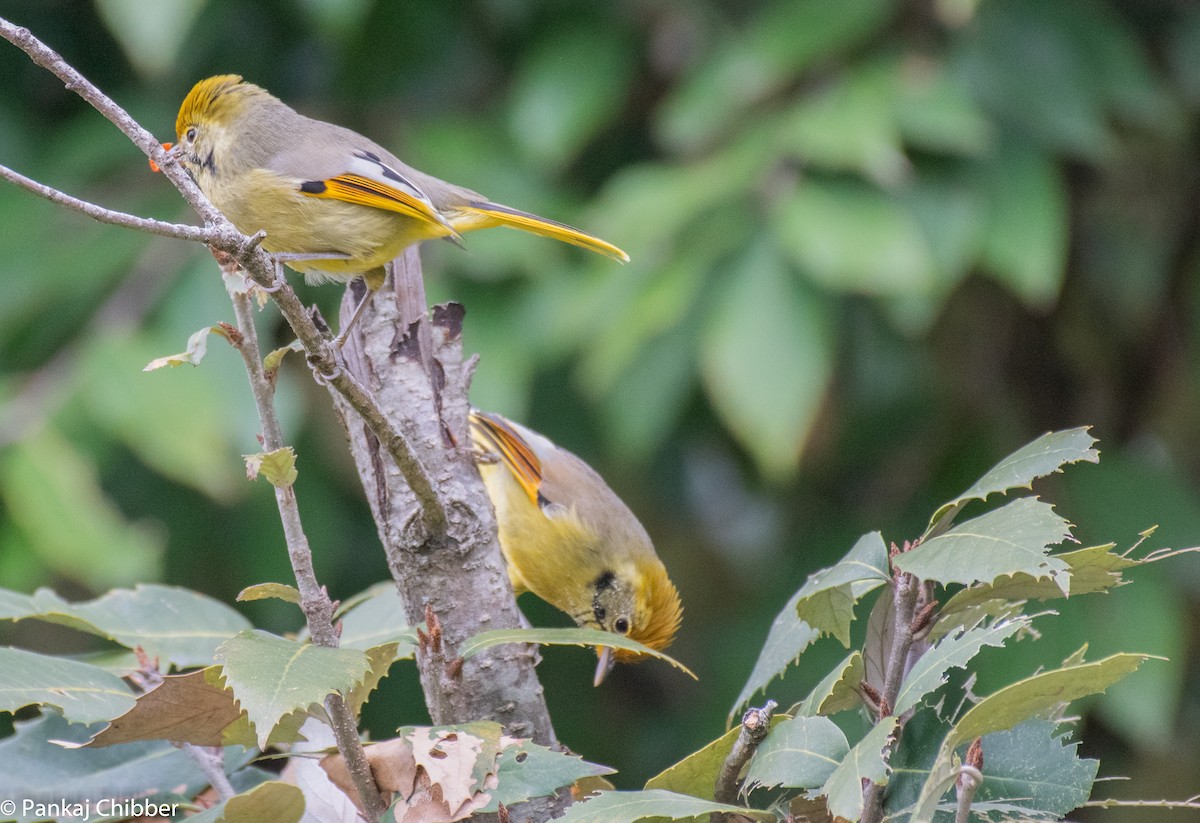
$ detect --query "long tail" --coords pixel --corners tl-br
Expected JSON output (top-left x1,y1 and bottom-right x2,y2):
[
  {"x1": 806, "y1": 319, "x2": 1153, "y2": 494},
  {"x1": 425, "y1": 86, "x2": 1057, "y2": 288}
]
[{"x1": 452, "y1": 201, "x2": 629, "y2": 263}]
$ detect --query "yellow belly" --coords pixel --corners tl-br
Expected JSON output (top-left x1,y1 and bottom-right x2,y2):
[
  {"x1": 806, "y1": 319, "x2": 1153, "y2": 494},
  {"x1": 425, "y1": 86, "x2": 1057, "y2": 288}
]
[{"x1": 208, "y1": 169, "x2": 447, "y2": 280}]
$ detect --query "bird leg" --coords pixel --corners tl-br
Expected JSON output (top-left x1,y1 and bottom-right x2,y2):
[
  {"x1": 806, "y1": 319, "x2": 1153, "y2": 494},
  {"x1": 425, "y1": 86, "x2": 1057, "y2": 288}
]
[{"x1": 332, "y1": 285, "x2": 376, "y2": 349}]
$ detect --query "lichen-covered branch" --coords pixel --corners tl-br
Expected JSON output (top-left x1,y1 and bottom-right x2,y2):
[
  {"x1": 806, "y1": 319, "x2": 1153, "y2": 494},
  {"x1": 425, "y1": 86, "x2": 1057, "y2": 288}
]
[{"x1": 333, "y1": 252, "x2": 567, "y2": 822}]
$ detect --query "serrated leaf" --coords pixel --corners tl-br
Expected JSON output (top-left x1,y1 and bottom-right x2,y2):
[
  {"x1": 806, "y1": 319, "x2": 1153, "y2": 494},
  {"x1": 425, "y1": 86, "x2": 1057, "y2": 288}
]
[
  {"x1": 893, "y1": 619, "x2": 1027, "y2": 716},
  {"x1": 791, "y1": 651, "x2": 865, "y2": 717},
  {"x1": 730, "y1": 588, "x2": 821, "y2": 722},
  {"x1": 86, "y1": 667, "x2": 247, "y2": 748},
  {"x1": 0, "y1": 584, "x2": 252, "y2": 669},
  {"x1": 926, "y1": 428, "x2": 1098, "y2": 536},
  {"x1": 700, "y1": 241, "x2": 833, "y2": 480},
  {"x1": 0, "y1": 712, "x2": 206, "y2": 818},
  {"x1": 972, "y1": 721, "x2": 1098, "y2": 817},
  {"x1": 215, "y1": 630, "x2": 373, "y2": 748},
  {"x1": 184, "y1": 781, "x2": 305, "y2": 823},
  {"x1": 896, "y1": 498, "x2": 1073, "y2": 594},
  {"x1": 238, "y1": 582, "x2": 301, "y2": 605},
  {"x1": 244, "y1": 447, "x2": 298, "y2": 487},
  {"x1": 556, "y1": 789, "x2": 775, "y2": 823},
  {"x1": 460, "y1": 627, "x2": 694, "y2": 679},
  {"x1": 143, "y1": 325, "x2": 227, "y2": 371},
  {"x1": 744, "y1": 716, "x2": 849, "y2": 792},
  {"x1": 794, "y1": 532, "x2": 889, "y2": 646},
  {"x1": 0, "y1": 647, "x2": 135, "y2": 725},
  {"x1": 483, "y1": 738, "x2": 615, "y2": 811},
  {"x1": 909, "y1": 654, "x2": 1151, "y2": 823},
  {"x1": 645, "y1": 716, "x2": 788, "y2": 799},
  {"x1": 408, "y1": 724, "x2": 501, "y2": 813},
  {"x1": 818, "y1": 717, "x2": 898, "y2": 821}
]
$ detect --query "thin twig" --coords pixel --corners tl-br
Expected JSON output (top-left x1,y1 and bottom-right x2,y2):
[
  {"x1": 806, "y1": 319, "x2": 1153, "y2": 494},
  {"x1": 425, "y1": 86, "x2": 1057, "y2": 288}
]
[
  {"x1": 182, "y1": 743, "x2": 238, "y2": 801},
  {"x1": 0, "y1": 15, "x2": 449, "y2": 538},
  {"x1": 229, "y1": 291, "x2": 387, "y2": 822},
  {"x1": 712, "y1": 700, "x2": 776, "y2": 823},
  {"x1": 953, "y1": 739, "x2": 983, "y2": 823},
  {"x1": 0, "y1": 162, "x2": 213, "y2": 242}
]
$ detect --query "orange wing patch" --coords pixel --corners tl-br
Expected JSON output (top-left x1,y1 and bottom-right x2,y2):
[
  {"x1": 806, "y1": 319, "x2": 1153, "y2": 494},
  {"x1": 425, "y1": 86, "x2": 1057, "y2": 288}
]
[
  {"x1": 302, "y1": 174, "x2": 450, "y2": 231},
  {"x1": 469, "y1": 412, "x2": 543, "y2": 507}
]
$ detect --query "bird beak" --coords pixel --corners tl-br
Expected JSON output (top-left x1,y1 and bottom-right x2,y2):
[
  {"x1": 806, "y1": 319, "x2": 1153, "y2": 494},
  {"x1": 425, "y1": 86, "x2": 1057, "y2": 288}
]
[
  {"x1": 593, "y1": 646, "x2": 615, "y2": 687},
  {"x1": 148, "y1": 142, "x2": 175, "y2": 173}
]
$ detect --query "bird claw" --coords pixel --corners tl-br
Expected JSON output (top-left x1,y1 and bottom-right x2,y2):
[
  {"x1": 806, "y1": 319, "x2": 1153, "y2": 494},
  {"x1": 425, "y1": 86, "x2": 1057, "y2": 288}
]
[{"x1": 308, "y1": 351, "x2": 344, "y2": 385}]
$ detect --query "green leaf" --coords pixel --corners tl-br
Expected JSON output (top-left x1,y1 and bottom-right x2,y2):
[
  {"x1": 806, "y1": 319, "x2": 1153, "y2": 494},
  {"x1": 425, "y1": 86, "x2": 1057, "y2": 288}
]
[
  {"x1": 215, "y1": 630, "x2": 374, "y2": 748},
  {"x1": 0, "y1": 584, "x2": 252, "y2": 669},
  {"x1": 892, "y1": 57, "x2": 994, "y2": 157},
  {"x1": 184, "y1": 781, "x2": 305, "y2": 823},
  {"x1": 744, "y1": 716, "x2": 849, "y2": 792},
  {"x1": 730, "y1": 588, "x2": 821, "y2": 722},
  {"x1": 337, "y1": 585, "x2": 415, "y2": 654},
  {"x1": 909, "y1": 653, "x2": 1151, "y2": 823},
  {"x1": 460, "y1": 627, "x2": 694, "y2": 679},
  {"x1": 893, "y1": 619, "x2": 1027, "y2": 716},
  {"x1": 0, "y1": 428, "x2": 162, "y2": 588},
  {"x1": 143, "y1": 325, "x2": 228, "y2": 371},
  {"x1": 244, "y1": 447, "x2": 298, "y2": 487},
  {"x1": 483, "y1": 739, "x2": 616, "y2": 812},
  {"x1": 0, "y1": 712, "x2": 205, "y2": 818},
  {"x1": 896, "y1": 498, "x2": 1073, "y2": 594},
  {"x1": 700, "y1": 241, "x2": 833, "y2": 480},
  {"x1": 977, "y1": 139, "x2": 1069, "y2": 308},
  {"x1": 263, "y1": 339, "x2": 303, "y2": 380},
  {"x1": 791, "y1": 651, "x2": 865, "y2": 717},
  {"x1": 657, "y1": 0, "x2": 894, "y2": 151},
  {"x1": 775, "y1": 60, "x2": 906, "y2": 183},
  {"x1": 555, "y1": 789, "x2": 774, "y2": 823},
  {"x1": 96, "y1": 0, "x2": 207, "y2": 77},
  {"x1": 926, "y1": 427, "x2": 1099, "y2": 536},
  {"x1": 237, "y1": 583, "x2": 301, "y2": 605},
  {"x1": 972, "y1": 720, "x2": 1098, "y2": 817},
  {"x1": 0, "y1": 647, "x2": 135, "y2": 725},
  {"x1": 645, "y1": 717, "x2": 787, "y2": 799},
  {"x1": 773, "y1": 179, "x2": 936, "y2": 296},
  {"x1": 508, "y1": 25, "x2": 634, "y2": 170},
  {"x1": 818, "y1": 717, "x2": 898, "y2": 821},
  {"x1": 794, "y1": 532, "x2": 890, "y2": 646},
  {"x1": 934, "y1": 539, "x2": 1184, "y2": 638}
]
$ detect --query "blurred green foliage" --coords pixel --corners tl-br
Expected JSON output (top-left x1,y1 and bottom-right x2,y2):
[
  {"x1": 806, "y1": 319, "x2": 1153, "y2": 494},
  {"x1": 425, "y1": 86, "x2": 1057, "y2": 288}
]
[{"x1": 1, "y1": 0, "x2": 1199, "y2": 815}]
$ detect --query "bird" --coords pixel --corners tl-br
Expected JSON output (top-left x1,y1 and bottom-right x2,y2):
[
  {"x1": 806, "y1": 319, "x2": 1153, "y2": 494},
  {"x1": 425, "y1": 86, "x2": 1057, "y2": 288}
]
[
  {"x1": 469, "y1": 410, "x2": 682, "y2": 685},
  {"x1": 165, "y1": 75, "x2": 627, "y2": 340}
]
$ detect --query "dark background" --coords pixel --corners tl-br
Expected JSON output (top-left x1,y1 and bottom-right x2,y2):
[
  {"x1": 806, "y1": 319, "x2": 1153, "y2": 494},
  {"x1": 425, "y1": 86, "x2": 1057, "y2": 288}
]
[{"x1": 1, "y1": 0, "x2": 1198, "y2": 817}]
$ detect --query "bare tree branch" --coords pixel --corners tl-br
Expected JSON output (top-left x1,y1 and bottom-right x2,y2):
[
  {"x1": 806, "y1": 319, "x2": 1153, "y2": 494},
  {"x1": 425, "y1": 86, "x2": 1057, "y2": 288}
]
[
  {"x1": 0, "y1": 14, "x2": 448, "y2": 538},
  {"x1": 0, "y1": 162, "x2": 212, "y2": 242}
]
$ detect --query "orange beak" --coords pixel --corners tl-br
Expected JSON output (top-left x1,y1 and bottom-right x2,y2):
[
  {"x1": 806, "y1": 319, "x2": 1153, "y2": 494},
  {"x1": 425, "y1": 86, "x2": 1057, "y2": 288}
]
[{"x1": 148, "y1": 142, "x2": 174, "y2": 173}]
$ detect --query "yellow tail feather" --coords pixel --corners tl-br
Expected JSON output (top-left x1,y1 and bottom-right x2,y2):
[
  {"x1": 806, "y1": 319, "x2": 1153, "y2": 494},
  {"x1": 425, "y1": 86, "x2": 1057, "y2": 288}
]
[{"x1": 457, "y1": 201, "x2": 629, "y2": 263}]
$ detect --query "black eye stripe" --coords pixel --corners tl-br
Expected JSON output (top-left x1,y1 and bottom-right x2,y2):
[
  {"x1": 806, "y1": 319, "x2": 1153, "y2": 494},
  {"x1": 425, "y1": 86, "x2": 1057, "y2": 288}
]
[{"x1": 593, "y1": 571, "x2": 616, "y2": 591}]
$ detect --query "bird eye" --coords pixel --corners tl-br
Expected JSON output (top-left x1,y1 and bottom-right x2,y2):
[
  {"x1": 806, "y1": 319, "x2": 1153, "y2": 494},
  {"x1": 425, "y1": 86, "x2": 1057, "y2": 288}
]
[
  {"x1": 615, "y1": 618, "x2": 630, "y2": 634},
  {"x1": 186, "y1": 127, "x2": 197, "y2": 142}
]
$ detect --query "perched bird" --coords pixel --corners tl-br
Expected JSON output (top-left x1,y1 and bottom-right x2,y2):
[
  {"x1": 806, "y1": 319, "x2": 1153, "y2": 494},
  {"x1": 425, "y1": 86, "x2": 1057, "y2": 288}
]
[
  {"x1": 469, "y1": 410, "x2": 682, "y2": 685},
  {"x1": 165, "y1": 75, "x2": 627, "y2": 338}
]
